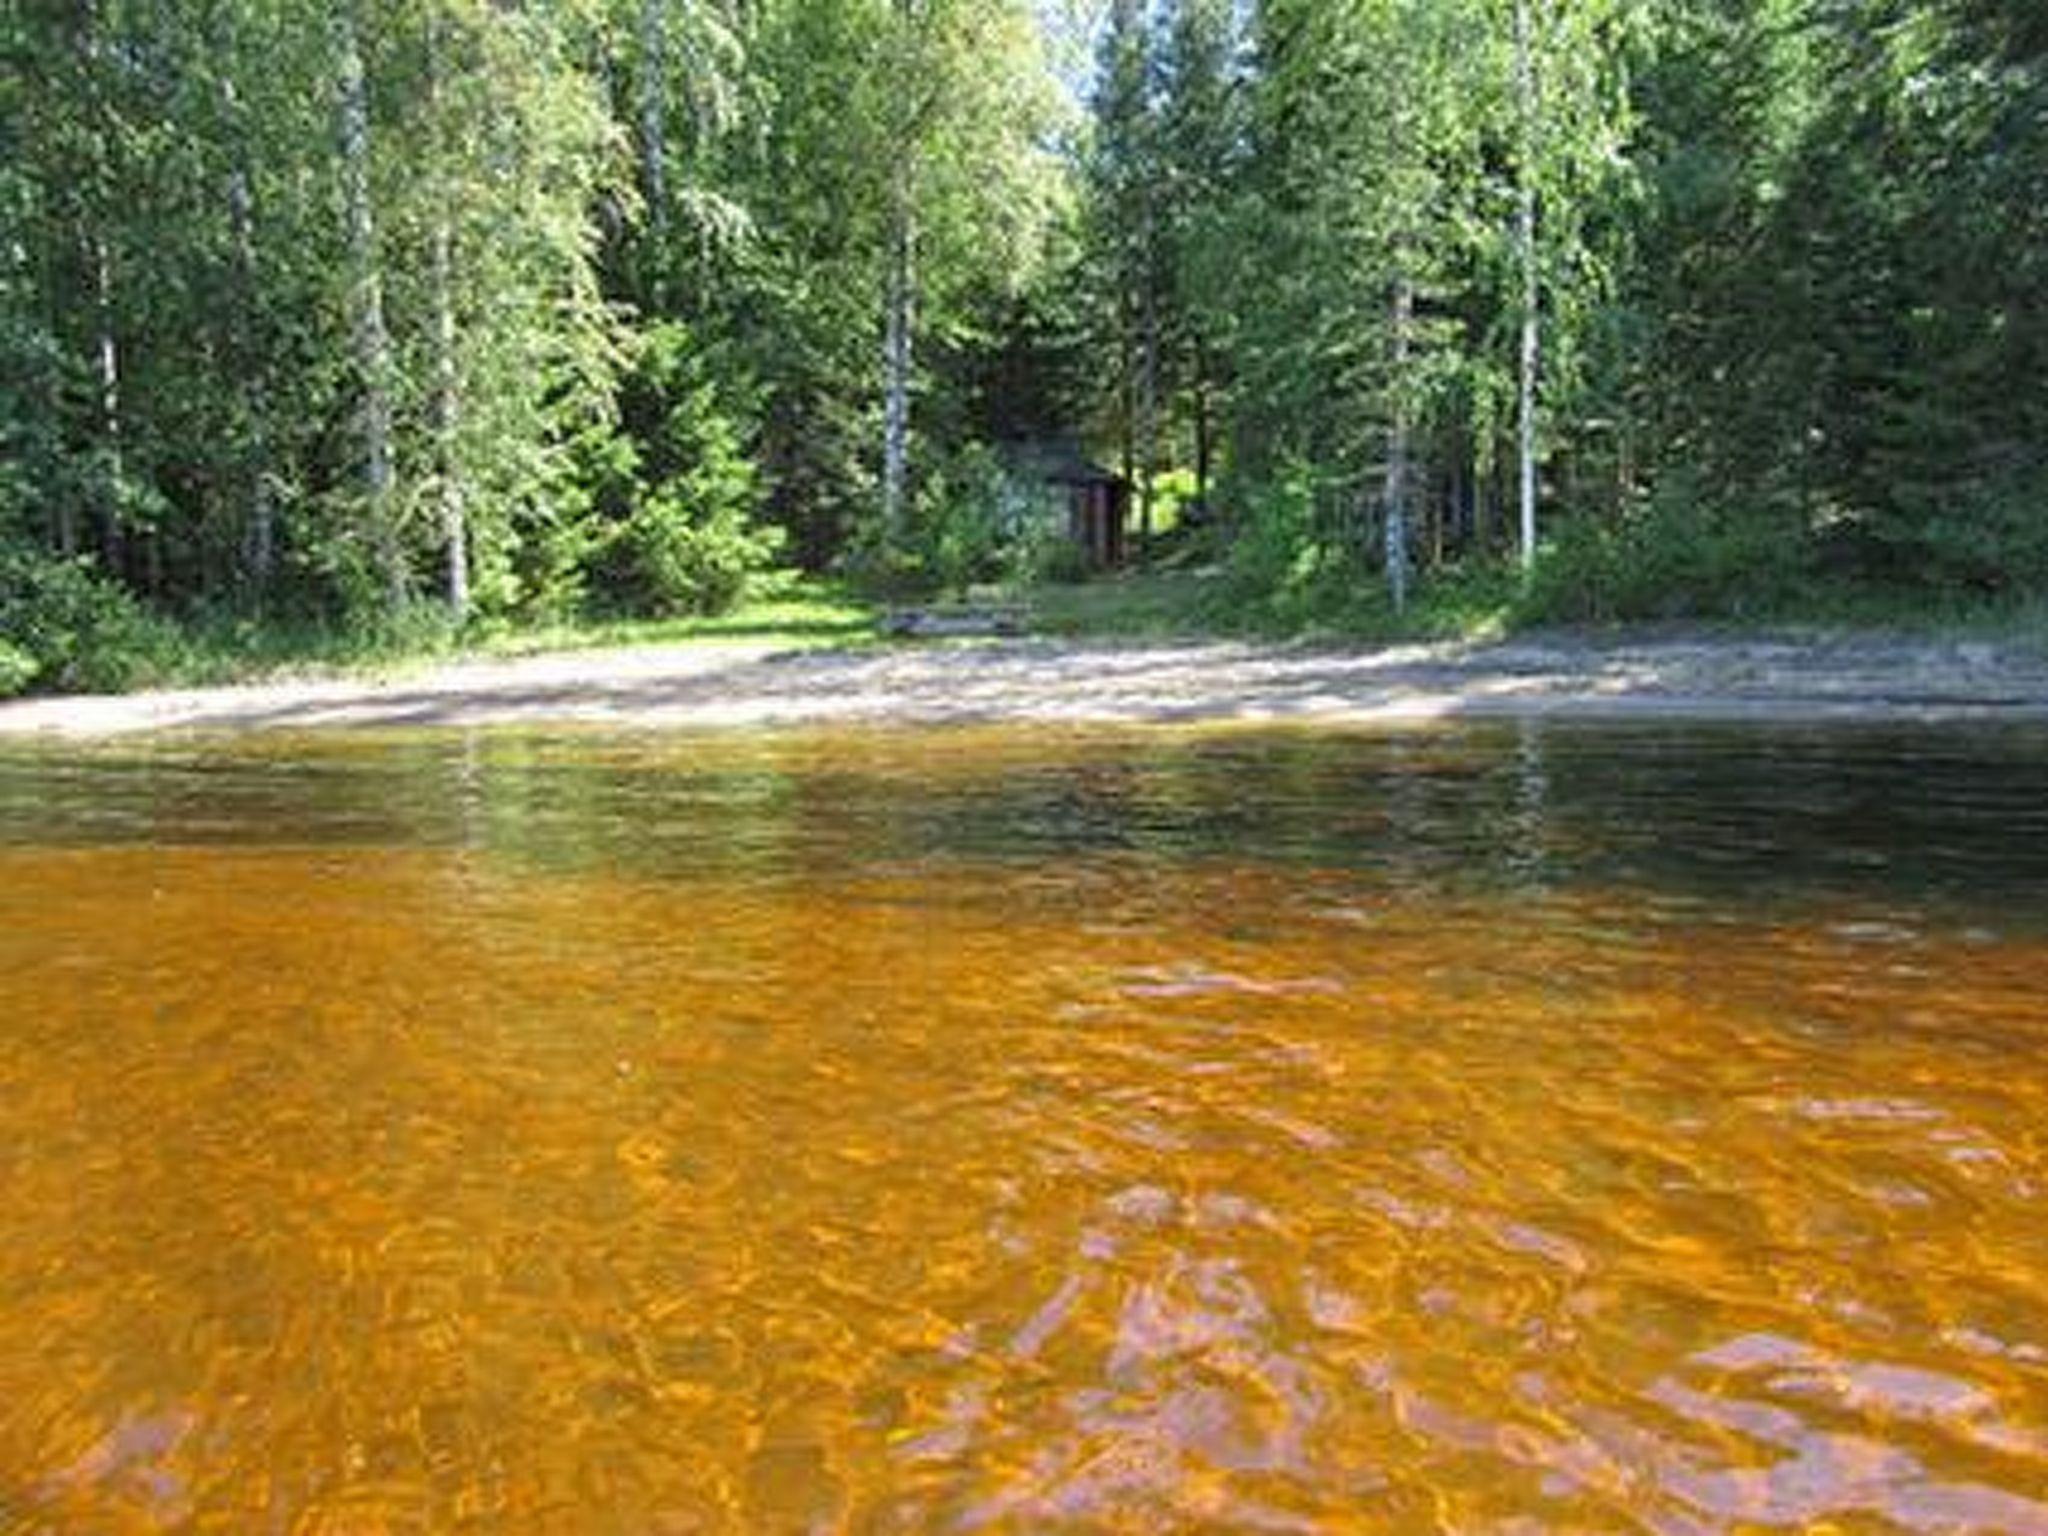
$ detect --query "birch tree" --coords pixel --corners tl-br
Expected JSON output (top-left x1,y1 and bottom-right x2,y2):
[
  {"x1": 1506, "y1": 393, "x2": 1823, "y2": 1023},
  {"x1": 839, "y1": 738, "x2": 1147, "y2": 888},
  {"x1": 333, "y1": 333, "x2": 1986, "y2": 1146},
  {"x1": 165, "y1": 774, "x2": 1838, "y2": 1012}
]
[
  {"x1": 335, "y1": 0, "x2": 404, "y2": 607},
  {"x1": 219, "y1": 51, "x2": 274, "y2": 589},
  {"x1": 861, "y1": 0, "x2": 1063, "y2": 546},
  {"x1": 1514, "y1": 0, "x2": 1539, "y2": 571},
  {"x1": 426, "y1": 5, "x2": 467, "y2": 616},
  {"x1": 1383, "y1": 275, "x2": 1413, "y2": 610},
  {"x1": 878, "y1": 0, "x2": 918, "y2": 537}
]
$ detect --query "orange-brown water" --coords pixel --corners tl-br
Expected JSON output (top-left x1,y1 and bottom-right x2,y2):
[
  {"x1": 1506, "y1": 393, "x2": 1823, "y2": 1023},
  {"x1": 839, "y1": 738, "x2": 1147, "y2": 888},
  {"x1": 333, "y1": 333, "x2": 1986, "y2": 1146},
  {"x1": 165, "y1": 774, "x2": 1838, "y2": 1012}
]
[{"x1": 3, "y1": 724, "x2": 2047, "y2": 1533}]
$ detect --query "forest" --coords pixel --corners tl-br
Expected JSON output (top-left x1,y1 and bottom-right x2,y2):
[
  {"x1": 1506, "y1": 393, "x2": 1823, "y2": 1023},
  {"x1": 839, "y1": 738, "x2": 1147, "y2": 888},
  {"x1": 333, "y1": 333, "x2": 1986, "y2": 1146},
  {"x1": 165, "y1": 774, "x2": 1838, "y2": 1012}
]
[{"x1": 3, "y1": 0, "x2": 2045, "y2": 694}]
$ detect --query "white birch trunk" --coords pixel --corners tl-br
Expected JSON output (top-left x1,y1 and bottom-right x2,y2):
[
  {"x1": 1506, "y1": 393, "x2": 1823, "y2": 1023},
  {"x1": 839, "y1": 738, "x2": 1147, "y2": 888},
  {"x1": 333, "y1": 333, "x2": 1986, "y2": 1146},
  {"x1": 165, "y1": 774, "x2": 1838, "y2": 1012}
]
[
  {"x1": 428, "y1": 9, "x2": 467, "y2": 618},
  {"x1": 79, "y1": 1, "x2": 122, "y2": 572},
  {"x1": 431, "y1": 211, "x2": 466, "y2": 618},
  {"x1": 1384, "y1": 276, "x2": 1413, "y2": 613},
  {"x1": 223, "y1": 65, "x2": 274, "y2": 589},
  {"x1": 881, "y1": 151, "x2": 914, "y2": 539},
  {"x1": 1515, "y1": 0, "x2": 1540, "y2": 572},
  {"x1": 92, "y1": 233, "x2": 124, "y2": 572},
  {"x1": 337, "y1": 1, "x2": 404, "y2": 607}
]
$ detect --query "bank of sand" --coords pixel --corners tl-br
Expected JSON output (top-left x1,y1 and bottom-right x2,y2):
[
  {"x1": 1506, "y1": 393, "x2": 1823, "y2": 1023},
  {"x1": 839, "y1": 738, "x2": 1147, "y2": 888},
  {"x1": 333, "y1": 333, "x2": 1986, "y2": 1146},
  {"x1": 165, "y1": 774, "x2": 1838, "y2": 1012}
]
[{"x1": 4, "y1": 633, "x2": 2048, "y2": 738}]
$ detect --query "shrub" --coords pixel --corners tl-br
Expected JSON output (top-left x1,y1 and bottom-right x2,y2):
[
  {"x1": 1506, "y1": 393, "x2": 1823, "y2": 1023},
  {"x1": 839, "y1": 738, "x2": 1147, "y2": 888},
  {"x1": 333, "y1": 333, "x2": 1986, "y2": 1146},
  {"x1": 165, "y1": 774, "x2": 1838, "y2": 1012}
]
[
  {"x1": 841, "y1": 530, "x2": 938, "y2": 602},
  {"x1": 0, "y1": 548, "x2": 177, "y2": 694},
  {"x1": 845, "y1": 445, "x2": 1040, "y2": 600},
  {"x1": 1520, "y1": 488, "x2": 1806, "y2": 624},
  {"x1": 914, "y1": 446, "x2": 1013, "y2": 593},
  {"x1": 621, "y1": 486, "x2": 783, "y2": 616},
  {"x1": 602, "y1": 322, "x2": 781, "y2": 617},
  {"x1": 0, "y1": 639, "x2": 35, "y2": 697},
  {"x1": 1215, "y1": 469, "x2": 1371, "y2": 629},
  {"x1": 1893, "y1": 469, "x2": 2048, "y2": 595}
]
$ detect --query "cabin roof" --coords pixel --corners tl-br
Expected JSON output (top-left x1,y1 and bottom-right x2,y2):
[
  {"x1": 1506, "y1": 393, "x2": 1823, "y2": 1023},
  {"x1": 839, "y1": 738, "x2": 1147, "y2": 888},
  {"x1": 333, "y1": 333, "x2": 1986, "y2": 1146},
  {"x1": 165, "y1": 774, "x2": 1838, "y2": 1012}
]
[{"x1": 1000, "y1": 436, "x2": 1126, "y2": 488}]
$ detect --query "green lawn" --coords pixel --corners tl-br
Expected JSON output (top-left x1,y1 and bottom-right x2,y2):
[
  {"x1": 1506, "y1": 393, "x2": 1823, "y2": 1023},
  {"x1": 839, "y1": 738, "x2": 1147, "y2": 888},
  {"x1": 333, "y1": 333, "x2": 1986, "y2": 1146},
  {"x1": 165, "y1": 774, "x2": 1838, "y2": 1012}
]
[
  {"x1": 143, "y1": 576, "x2": 880, "y2": 692},
  {"x1": 1019, "y1": 563, "x2": 2048, "y2": 653},
  {"x1": 1022, "y1": 569, "x2": 1233, "y2": 638},
  {"x1": 469, "y1": 584, "x2": 879, "y2": 658},
  {"x1": 1017, "y1": 564, "x2": 1518, "y2": 644}
]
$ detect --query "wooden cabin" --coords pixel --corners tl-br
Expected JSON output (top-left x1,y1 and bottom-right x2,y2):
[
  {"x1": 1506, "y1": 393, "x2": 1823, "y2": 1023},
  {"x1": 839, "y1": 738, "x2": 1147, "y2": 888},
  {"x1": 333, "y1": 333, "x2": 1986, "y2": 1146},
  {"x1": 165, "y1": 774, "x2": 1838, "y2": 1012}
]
[
  {"x1": 1050, "y1": 460, "x2": 1130, "y2": 570},
  {"x1": 994, "y1": 437, "x2": 1133, "y2": 572}
]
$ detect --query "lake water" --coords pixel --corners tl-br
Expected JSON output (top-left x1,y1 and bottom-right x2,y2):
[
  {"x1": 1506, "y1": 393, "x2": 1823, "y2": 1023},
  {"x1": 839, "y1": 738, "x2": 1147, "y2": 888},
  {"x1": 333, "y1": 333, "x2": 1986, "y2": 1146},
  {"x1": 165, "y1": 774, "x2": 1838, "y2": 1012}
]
[{"x1": 4, "y1": 723, "x2": 2047, "y2": 1532}]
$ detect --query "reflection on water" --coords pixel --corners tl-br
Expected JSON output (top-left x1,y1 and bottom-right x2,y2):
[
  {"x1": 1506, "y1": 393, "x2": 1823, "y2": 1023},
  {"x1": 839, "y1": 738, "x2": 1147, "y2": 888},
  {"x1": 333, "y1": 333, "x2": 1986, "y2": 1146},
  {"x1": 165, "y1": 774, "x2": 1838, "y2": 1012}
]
[{"x1": 3, "y1": 723, "x2": 2047, "y2": 1532}]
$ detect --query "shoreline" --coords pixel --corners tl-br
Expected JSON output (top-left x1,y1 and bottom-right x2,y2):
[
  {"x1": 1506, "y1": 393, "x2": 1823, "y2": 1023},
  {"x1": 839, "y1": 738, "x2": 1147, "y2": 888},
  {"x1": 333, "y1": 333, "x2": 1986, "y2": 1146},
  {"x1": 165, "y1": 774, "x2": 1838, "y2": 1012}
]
[{"x1": 5, "y1": 634, "x2": 2048, "y2": 738}]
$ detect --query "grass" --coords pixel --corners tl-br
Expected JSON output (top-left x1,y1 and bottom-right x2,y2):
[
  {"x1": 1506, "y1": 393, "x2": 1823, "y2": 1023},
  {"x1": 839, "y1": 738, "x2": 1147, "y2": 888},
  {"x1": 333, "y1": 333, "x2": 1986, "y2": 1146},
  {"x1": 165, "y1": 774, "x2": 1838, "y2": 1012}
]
[
  {"x1": 1733, "y1": 589, "x2": 2048, "y2": 651},
  {"x1": 1023, "y1": 569, "x2": 1235, "y2": 638},
  {"x1": 1014, "y1": 560, "x2": 2048, "y2": 654},
  {"x1": 469, "y1": 584, "x2": 879, "y2": 659},
  {"x1": 135, "y1": 575, "x2": 880, "y2": 693},
  {"x1": 1015, "y1": 561, "x2": 1521, "y2": 645}
]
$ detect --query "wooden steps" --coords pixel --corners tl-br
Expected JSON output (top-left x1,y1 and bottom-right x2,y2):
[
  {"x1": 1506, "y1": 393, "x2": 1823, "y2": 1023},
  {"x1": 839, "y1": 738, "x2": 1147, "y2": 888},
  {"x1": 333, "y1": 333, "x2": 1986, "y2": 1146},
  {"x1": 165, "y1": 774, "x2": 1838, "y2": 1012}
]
[{"x1": 879, "y1": 602, "x2": 1033, "y2": 638}]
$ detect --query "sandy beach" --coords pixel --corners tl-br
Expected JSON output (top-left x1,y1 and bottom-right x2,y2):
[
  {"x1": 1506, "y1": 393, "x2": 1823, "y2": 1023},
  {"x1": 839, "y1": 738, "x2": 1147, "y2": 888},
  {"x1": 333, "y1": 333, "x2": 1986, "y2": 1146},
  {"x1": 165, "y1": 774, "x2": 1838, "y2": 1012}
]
[{"x1": 5, "y1": 632, "x2": 2048, "y2": 737}]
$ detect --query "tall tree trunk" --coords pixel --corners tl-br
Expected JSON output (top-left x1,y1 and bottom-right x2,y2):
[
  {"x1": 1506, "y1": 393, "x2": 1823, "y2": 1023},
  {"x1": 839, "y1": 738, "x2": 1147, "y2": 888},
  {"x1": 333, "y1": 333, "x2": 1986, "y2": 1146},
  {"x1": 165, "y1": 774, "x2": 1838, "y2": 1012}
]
[
  {"x1": 430, "y1": 218, "x2": 466, "y2": 618},
  {"x1": 53, "y1": 497, "x2": 78, "y2": 559},
  {"x1": 1616, "y1": 414, "x2": 1635, "y2": 518},
  {"x1": 1430, "y1": 459, "x2": 1445, "y2": 565},
  {"x1": 1515, "y1": 0, "x2": 1540, "y2": 572},
  {"x1": 45, "y1": 259, "x2": 77, "y2": 556},
  {"x1": 431, "y1": 214, "x2": 466, "y2": 616},
  {"x1": 879, "y1": 0, "x2": 929, "y2": 542},
  {"x1": 337, "y1": 0, "x2": 404, "y2": 608},
  {"x1": 880, "y1": 153, "x2": 914, "y2": 539},
  {"x1": 91, "y1": 232, "x2": 124, "y2": 576},
  {"x1": 1136, "y1": 201, "x2": 1159, "y2": 548},
  {"x1": 428, "y1": 9, "x2": 467, "y2": 618},
  {"x1": 1116, "y1": 279, "x2": 1136, "y2": 494},
  {"x1": 1472, "y1": 449, "x2": 1491, "y2": 554},
  {"x1": 1383, "y1": 276, "x2": 1413, "y2": 612},
  {"x1": 223, "y1": 63, "x2": 274, "y2": 592},
  {"x1": 1449, "y1": 448, "x2": 1467, "y2": 553},
  {"x1": 78, "y1": 0, "x2": 123, "y2": 576},
  {"x1": 638, "y1": 0, "x2": 667, "y2": 239},
  {"x1": 1192, "y1": 333, "x2": 1213, "y2": 517},
  {"x1": 49, "y1": 227, "x2": 77, "y2": 559}
]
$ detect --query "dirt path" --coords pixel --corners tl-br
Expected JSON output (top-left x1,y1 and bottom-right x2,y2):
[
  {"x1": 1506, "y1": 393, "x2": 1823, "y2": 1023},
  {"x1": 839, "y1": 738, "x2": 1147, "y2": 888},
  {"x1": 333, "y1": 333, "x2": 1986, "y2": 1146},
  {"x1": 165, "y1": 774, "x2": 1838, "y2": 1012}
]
[{"x1": 4, "y1": 634, "x2": 2048, "y2": 738}]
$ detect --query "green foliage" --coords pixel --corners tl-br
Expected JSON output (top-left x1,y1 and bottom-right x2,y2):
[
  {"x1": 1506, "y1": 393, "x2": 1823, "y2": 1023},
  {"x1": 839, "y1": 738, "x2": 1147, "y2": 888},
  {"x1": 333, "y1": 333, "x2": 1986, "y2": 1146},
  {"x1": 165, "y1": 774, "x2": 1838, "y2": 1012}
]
[
  {"x1": 598, "y1": 324, "x2": 781, "y2": 617},
  {"x1": 0, "y1": 550, "x2": 178, "y2": 695},
  {"x1": 912, "y1": 446, "x2": 1016, "y2": 595},
  {"x1": 618, "y1": 489, "x2": 782, "y2": 618},
  {"x1": 1521, "y1": 494, "x2": 1804, "y2": 623},
  {"x1": 1217, "y1": 471, "x2": 1338, "y2": 618},
  {"x1": 1918, "y1": 474, "x2": 2048, "y2": 594},
  {"x1": 0, "y1": 642, "x2": 37, "y2": 698},
  {"x1": 845, "y1": 466, "x2": 995, "y2": 601},
  {"x1": 1594, "y1": 0, "x2": 2048, "y2": 611},
  {"x1": 1135, "y1": 0, "x2": 2048, "y2": 624},
  {"x1": 845, "y1": 444, "x2": 1076, "y2": 599}
]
